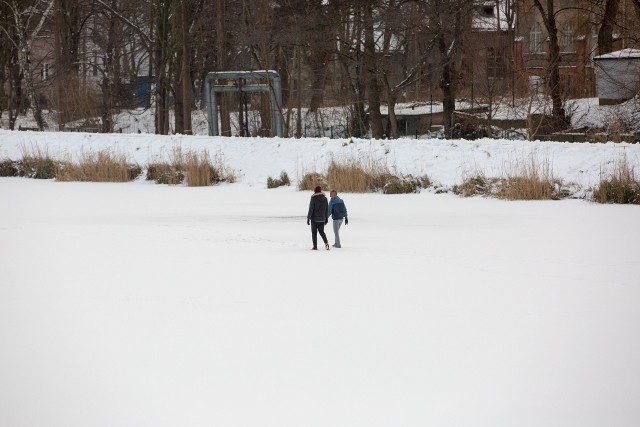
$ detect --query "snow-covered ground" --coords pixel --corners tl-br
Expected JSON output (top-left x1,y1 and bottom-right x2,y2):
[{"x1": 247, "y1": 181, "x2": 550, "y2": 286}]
[
  {"x1": 2, "y1": 129, "x2": 639, "y2": 191},
  {"x1": 1, "y1": 130, "x2": 639, "y2": 427},
  {"x1": 3, "y1": 96, "x2": 639, "y2": 137}
]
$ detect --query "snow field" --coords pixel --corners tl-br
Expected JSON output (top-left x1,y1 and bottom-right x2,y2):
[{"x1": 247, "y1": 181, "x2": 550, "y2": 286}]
[{"x1": 1, "y1": 175, "x2": 639, "y2": 427}]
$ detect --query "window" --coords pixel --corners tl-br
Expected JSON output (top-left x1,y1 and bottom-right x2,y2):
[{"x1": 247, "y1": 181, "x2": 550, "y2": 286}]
[
  {"x1": 482, "y1": 5, "x2": 495, "y2": 17},
  {"x1": 93, "y1": 51, "x2": 98, "y2": 77},
  {"x1": 530, "y1": 22, "x2": 544, "y2": 53},
  {"x1": 486, "y1": 47, "x2": 505, "y2": 79},
  {"x1": 529, "y1": 75, "x2": 543, "y2": 93},
  {"x1": 561, "y1": 23, "x2": 575, "y2": 52},
  {"x1": 40, "y1": 63, "x2": 49, "y2": 81}
]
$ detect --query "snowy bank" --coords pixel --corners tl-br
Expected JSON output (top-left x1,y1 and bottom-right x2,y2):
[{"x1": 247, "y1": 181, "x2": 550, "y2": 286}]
[{"x1": 1, "y1": 130, "x2": 639, "y2": 191}]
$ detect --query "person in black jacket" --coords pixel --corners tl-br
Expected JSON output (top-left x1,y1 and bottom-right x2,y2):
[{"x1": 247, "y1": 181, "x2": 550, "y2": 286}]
[{"x1": 307, "y1": 186, "x2": 330, "y2": 250}]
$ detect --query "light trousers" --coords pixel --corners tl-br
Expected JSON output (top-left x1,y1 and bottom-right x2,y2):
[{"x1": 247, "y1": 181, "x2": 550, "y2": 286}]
[{"x1": 332, "y1": 218, "x2": 344, "y2": 247}]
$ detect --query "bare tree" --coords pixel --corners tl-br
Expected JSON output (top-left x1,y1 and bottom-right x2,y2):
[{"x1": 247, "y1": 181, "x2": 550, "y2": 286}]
[
  {"x1": 216, "y1": 0, "x2": 231, "y2": 136},
  {"x1": 333, "y1": 2, "x2": 368, "y2": 137},
  {"x1": 0, "y1": 0, "x2": 22, "y2": 129},
  {"x1": 532, "y1": 0, "x2": 568, "y2": 129},
  {"x1": 53, "y1": 0, "x2": 94, "y2": 129},
  {"x1": 4, "y1": 0, "x2": 54, "y2": 131},
  {"x1": 173, "y1": 0, "x2": 201, "y2": 135},
  {"x1": 362, "y1": 2, "x2": 384, "y2": 138},
  {"x1": 426, "y1": 0, "x2": 474, "y2": 135}
]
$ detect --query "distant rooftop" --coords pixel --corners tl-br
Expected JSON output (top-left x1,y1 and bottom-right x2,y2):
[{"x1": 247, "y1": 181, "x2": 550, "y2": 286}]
[
  {"x1": 594, "y1": 48, "x2": 640, "y2": 60},
  {"x1": 379, "y1": 102, "x2": 482, "y2": 116}
]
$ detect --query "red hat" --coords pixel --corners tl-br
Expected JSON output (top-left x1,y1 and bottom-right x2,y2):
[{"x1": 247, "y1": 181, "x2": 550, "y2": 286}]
[{"x1": 314, "y1": 186, "x2": 322, "y2": 193}]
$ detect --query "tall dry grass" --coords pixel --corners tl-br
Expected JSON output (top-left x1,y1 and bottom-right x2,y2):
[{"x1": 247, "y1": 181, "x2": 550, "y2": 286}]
[
  {"x1": 454, "y1": 152, "x2": 567, "y2": 200},
  {"x1": 325, "y1": 155, "x2": 392, "y2": 193},
  {"x1": 498, "y1": 152, "x2": 559, "y2": 200},
  {"x1": 56, "y1": 151, "x2": 141, "y2": 182},
  {"x1": 298, "y1": 154, "x2": 430, "y2": 194},
  {"x1": 184, "y1": 151, "x2": 216, "y2": 187},
  {"x1": 298, "y1": 171, "x2": 329, "y2": 191},
  {"x1": 19, "y1": 145, "x2": 57, "y2": 179},
  {"x1": 593, "y1": 153, "x2": 640, "y2": 204},
  {"x1": 147, "y1": 146, "x2": 235, "y2": 186}
]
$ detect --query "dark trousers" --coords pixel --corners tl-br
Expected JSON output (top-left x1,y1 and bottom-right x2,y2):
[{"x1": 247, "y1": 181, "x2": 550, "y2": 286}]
[{"x1": 311, "y1": 221, "x2": 328, "y2": 248}]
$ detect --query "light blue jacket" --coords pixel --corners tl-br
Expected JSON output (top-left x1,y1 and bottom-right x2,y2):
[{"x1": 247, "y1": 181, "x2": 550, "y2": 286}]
[{"x1": 328, "y1": 196, "x2": 348, "y2": 220}]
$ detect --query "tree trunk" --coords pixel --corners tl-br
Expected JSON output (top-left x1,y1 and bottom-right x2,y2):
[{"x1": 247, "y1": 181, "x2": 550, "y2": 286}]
[
  {"x1": 259, "y1": 92, "x2": 272, "y2": 137},
  {"x1": 333, "y1": 2, "x2": 366, "y2": 138},
  {"x1": 7, "y1": 58, "x2": 21, "y2": 130},
  {"x1": 54, "y1": 0, "x2": 67, "y2": 129},
  {"x1": 382, "y1": 71, "x2": 399, "y2": 138},
  {"x1": 0, "y1": 63, "x2": 5, "y2": 126},
  {"x1": 296, "y1": 46, "x2": 302, "y2": 138},
  {"x1": 387, "y1": 94, "x2": 398, "y2": 139},
  {"x1": 173, "y1": 12, "x2": 184, "y2": 134},
  {"x1": 381, "y1": 0, "x2": 398, "y2": 139},
  {"x1": 598, "y1": 0, "x2": 620, "y2": 55},
  {"x1": 154, "y1": 0, "x2": 172, "y2": 135},
  {"x1": 54, "y1": 0, "x2": 84, "y2": 128},
  {"x1": 344, "y1": 52, "x2": 367, "y2": 138},
  {"x1": 19, "y1": 47, "x2": 45, "y2": 131},
  {"x1": 436, "y1": 3, "x2": 464, "y2": 137},
  {"x1": 438, "y1": 31, "x2": 455, "y2": 135},
  {"x1": 216, "y1": 0, "x2": 231, "y2": 136},
  {"x1": 0, "y1": 59, "x2": 20, "y2": 130},
  {"x1": 308, "y1": 58, "x2": 328, "y2": 113},
  {"x1": 533, "y1": 0, "x2": 567, "y2": 129},
  {"x1": 100, "y1": 4, "x2": 120, "y2": 134},
  {"x1": 173, "y1": 0, "x2": 191, "y2": 134},
  {"x1": 12, "y1": 0, "x2": 52, "y2": 131},
  {"x1": 363, "y1": 4, "x2": 383, "y2": 139},
  {"x1": 174, "y1": 64, "x2": 184, "y2": 134},
  {"x1": 15, "y1": 28, "x2": 44, "y2": 130},
  {"x1": 182, "y1": 58, "x2": 192, "y2": 135},
  {"x1": 181, "y1": 0, "x2": 192, "y2": 134}
]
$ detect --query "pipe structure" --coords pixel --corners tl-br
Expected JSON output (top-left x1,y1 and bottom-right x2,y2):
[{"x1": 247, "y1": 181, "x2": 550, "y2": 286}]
[{"x1": 205, "y1": 70, "x2": 283, "y2": 137}]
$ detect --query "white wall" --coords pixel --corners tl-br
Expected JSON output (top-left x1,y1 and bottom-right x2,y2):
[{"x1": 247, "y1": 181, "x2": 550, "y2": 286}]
[{"x1": 595, "y1": 58, "x2": 640, "y2": 102}]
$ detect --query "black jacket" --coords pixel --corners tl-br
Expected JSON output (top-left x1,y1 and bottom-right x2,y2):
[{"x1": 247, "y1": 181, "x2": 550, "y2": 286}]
[{"x1": 307, "y1": 193, "x2": 328, "y2": 223}]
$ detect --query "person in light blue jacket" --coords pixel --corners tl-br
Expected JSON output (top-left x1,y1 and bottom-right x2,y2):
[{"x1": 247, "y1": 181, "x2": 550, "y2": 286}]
[{"x1": 327, "y1": 189, "x2": 348, "y2": 248}]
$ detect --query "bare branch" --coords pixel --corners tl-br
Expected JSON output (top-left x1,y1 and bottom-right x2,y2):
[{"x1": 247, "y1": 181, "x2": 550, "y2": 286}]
[{"x1": 93, "y1": 0, "x2": 152, "y2": 53}]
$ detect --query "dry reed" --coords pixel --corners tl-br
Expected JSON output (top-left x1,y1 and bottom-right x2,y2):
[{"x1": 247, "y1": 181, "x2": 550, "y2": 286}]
[
  {"x1": 498, "y1": 152, "x2": 559, "y2": 200},
  {"x1": 593, "y1": 153, "x2": 640, "y2": 204},
  {"x1": 19, "y1": 145, "x2": 57, "y2": 179},
  {"x1": 298, "y1": 171, "x2": 328, "y2": 191},
  {"x1": 56, "y1": 151, "x2": 141, "y2": 182},
  {"x1": 325, "y1": 156, "x2": 392, "y2": 193},
  {"x1": 184, "y1": 151, "x2": 216, "y2": 187},
  {"x1": 454, "y1": 152, "x2": 568, "y2": 200},
  {"x1": 147, "y1": 147, "x2": 235, "y2": 186},
  {"x1": 298, "y1": 155, "x2": 429, "y2": 194}
]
